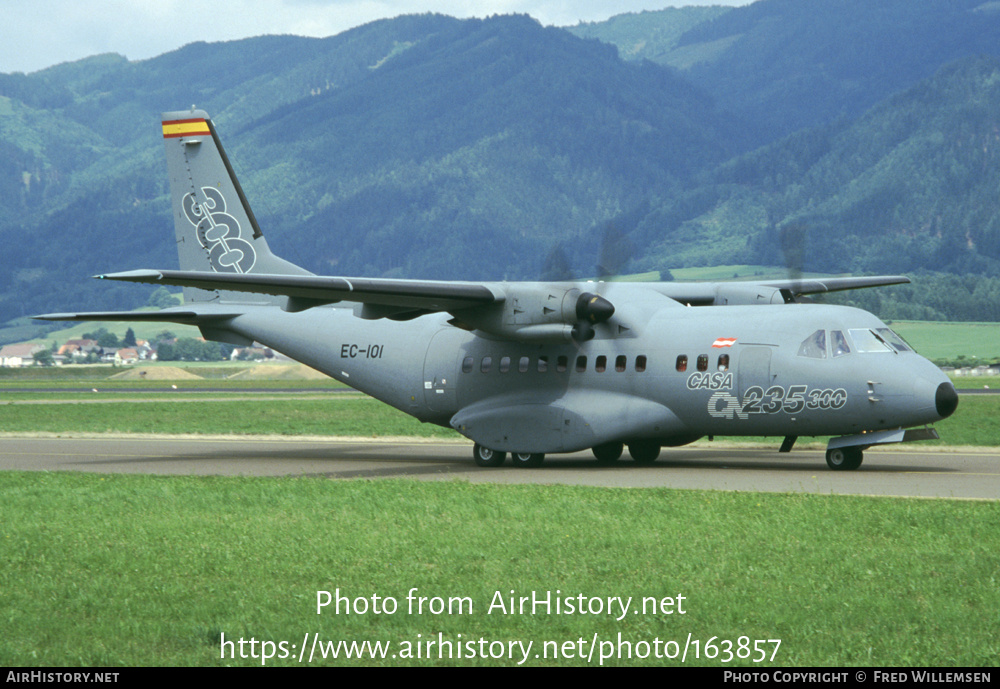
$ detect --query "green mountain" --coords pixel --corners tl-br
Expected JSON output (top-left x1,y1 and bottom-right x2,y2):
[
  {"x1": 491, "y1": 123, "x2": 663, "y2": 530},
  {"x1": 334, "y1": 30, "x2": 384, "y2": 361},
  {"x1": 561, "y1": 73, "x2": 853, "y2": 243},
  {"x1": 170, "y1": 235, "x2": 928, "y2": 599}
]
[
  {"x1": 0, "y1": 15, "x2": 734, "y2": 325},
  {"x1": 4, "y1": 3, "x2": 1000, "y2": 335},
  {"x1": 629, "y1": 55, "x2": 1000, "y2": 321},
  {"x1": 674, "y1": 0, "x2": 1000, "y2": 142},
  {"x1": 567, "y1": 6, "x2": 733, "y2": 64},
  {"x1": 574, "y1": 1, "x2": 1000, "y2": 146}
]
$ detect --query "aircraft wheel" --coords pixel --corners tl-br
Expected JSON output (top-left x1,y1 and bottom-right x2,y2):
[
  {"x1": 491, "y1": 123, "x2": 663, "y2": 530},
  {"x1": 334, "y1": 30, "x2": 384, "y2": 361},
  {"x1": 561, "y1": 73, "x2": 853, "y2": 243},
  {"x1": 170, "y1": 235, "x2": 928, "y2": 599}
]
[
  {"x1": 825, "y1": 447, "x2": 863, "y2": 471},
  {"x1": 592, "y1": 442, "x2": 624, "y2": 464},
  {"x1": 473, "y1": 443, "x2": 506, "y2": 467},
  {"x1": 628, "y1": 442, "x2": 661, "y2": 464},
  {"x1": 511, "y1": 452, "x2": 544, "y2": 468}
]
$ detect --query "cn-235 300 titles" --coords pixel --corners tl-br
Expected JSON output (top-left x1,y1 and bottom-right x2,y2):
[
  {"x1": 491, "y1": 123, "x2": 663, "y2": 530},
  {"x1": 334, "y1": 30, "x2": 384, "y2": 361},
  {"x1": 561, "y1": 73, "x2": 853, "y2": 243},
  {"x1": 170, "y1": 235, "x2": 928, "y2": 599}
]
[{"x1": 37, "y1": 109, "x2": 958, "y2": 471}]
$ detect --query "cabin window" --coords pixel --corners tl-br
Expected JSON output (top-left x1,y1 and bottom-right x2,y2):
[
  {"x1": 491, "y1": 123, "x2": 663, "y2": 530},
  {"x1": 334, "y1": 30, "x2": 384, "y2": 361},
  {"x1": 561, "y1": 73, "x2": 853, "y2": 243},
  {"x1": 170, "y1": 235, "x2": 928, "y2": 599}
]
[
  {"x1": 717, "y1": 354, "x2": 730, "y2": 371},
  {"x1": 831, "y1": 330, "x2": 851, "y2": 357},
  {"x1": 676, "y1": 355, "x2": 688, "y2": 372},
  {"x1": 697, "y1": 354, "x2": 709, "y2": 372},
  {"x1": 595, "y1": 355, "x2": 607, "y2": 372},
  {"x1": 499, "y1": 356, "x2": 511, "y2": 373},
  {"x1": 481, "y1": 357, "x2": 493, "y2": 373},
  {"x1": 538, "y1": 356, "x2": 549, "y2": 373},
  {"x1": 462, "y1": 356, "x2": 474, "y2": 373},
  {"x1": 797, "y1": 329, "x2": 827, "y2": 359},
  {"x1": 576, "y1": 356, "x2": 587, "y2": 372},
  {"x1": 557, "y1": 355, "x2": 568, "y2": 372},
  {"x1": 636, "y1": 355, "x2": 647, "y2": 373},
  {"x1": 519, "y1": 356, "x2": 530, "y2": 373},
  {"x1": 615, "y1": 355, "x2": 627, "y2": 372}
]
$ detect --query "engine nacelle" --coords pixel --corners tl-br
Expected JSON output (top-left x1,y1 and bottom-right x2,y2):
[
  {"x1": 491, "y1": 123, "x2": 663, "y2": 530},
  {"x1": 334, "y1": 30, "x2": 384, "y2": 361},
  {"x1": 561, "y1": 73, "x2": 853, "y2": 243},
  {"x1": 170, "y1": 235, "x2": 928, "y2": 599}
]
[{"x1": 451, "y1": 286, "x2": 614, "y2": 343}]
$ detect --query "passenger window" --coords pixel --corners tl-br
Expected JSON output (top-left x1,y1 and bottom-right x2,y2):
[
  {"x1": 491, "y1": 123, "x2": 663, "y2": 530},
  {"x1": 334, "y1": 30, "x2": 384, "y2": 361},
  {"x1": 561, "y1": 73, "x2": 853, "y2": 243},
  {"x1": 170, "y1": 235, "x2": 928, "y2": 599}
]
[
  {"x1": 595, "y1": 355, "x2": 607, "y2": 372},
  {"x1": 557, "y1": 355, "x2": 568, "y2": 372},
  {"x1": 538, "y1": 356, "x2": 549, "y2": 373},
  {"x1": 500, "y1": 356, "x2": 511, "y2": 373},
  {"x1": 831, "y1": 330, "x2": 851, "y2": 357},
  {"x1": 462, "y1": 356, "x2": 474, "y2": 373},
  {"x1": 676, "y1": 355, "x2": 688, "y2": 372},
  {"x1": 615, "y1": 355, "x2": 627, "y2": 372},
  {"x1": 576, "y1": 356, "x2": 587, "y2": 372},
  {"x1": 481, "y1": 357, "x2": 492, "y2": 373},
  {"x1": 636, "y1": 355, "x2": 647, "y2": 373},
  {"x1": 797, "y1": 330, "x2": 827, "y2": 359},
  {"x1": 717, "y1": 354, "x2": 729, "y2": 371},
  {"x1": 697, "y1": 354, "x2": 708, "y2": 372},
  {"x1": 519, "y1": 356, "x2": 529, "y2": 373}
]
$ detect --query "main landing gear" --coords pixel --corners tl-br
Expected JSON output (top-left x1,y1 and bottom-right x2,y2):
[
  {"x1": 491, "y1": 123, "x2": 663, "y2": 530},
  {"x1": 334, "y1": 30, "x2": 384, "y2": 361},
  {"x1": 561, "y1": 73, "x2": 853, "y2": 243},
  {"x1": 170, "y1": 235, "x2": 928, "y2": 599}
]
[
  {"x1": 472, "y1": 444, "x2": 545, "y2": 468},
  {"x1": 592, "y1": 441, "x2": 661, "y2": 464},
  {"x1": 473, "y1": 441, "x2": 665, "y2": 468},
  {"x1": 825, "y1": 446, "x2": 864, "y2": 471}
]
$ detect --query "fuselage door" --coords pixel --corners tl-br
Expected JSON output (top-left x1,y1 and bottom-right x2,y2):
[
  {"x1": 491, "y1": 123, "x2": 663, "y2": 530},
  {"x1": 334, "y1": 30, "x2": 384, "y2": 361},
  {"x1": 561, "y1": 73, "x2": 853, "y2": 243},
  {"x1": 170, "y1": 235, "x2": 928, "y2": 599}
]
[
  {"x1": 423, "y1": 329, "x2": 464, "y2": 413},
  {"x1": 738, "y1": 346, "x2": 774, "y2": 399}
]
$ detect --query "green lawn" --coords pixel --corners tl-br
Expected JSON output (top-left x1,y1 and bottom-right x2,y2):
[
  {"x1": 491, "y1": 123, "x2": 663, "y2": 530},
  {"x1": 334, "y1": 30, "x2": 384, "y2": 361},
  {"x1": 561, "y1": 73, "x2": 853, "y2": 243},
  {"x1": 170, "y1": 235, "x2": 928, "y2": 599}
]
[{"x1": 1, "y1": 473, "x2": 996, "y2": 666}]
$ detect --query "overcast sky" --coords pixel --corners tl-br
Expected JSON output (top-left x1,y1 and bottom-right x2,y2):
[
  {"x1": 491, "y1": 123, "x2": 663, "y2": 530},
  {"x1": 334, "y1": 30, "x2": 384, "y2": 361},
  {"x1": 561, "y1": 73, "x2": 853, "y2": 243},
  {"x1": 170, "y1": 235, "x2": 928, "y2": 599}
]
[{"x1": 1, "y1": 0, "x2": 753, "y2": 75}]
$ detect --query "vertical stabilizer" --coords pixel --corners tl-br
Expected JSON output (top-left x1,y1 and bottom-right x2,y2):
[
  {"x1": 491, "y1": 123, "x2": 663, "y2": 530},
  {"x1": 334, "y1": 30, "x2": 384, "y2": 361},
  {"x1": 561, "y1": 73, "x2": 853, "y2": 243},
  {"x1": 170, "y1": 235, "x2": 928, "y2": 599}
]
[{"x1": 162, "y1": 109, "x2": 311, "y2": 304}]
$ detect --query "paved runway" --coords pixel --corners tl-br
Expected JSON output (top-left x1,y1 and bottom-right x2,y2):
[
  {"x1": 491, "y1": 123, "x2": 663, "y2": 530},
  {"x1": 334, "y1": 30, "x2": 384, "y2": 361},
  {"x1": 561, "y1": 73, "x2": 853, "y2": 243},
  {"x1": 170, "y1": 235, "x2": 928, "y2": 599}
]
[{"x1": 1, "y1": 436, "x2": 996, "y2": 499}]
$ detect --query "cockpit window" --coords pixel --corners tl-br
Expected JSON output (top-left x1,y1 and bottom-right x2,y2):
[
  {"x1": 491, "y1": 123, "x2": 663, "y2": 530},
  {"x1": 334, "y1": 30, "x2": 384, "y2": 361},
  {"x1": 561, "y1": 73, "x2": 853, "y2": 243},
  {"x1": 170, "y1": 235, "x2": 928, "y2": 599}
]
[
  {"x1": 849, "y1": 329, "x2": 893, "y2": 353},
  {"x1": 831, "y1": 330, "x2": 851, "y2": 357},
  {"x1": 797, "y1": 329, "x2": 827, "y2": 359},
  {"x1": 877, "y1": 328, "x2": 912, "y2": 353}
]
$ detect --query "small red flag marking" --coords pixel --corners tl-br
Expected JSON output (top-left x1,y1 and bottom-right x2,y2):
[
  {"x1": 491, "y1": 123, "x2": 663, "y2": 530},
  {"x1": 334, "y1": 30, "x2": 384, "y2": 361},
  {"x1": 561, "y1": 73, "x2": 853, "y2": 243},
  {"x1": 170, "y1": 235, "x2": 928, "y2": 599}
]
[{"x1": 712, "y1": 337, "x2": 737, "y2": 348}]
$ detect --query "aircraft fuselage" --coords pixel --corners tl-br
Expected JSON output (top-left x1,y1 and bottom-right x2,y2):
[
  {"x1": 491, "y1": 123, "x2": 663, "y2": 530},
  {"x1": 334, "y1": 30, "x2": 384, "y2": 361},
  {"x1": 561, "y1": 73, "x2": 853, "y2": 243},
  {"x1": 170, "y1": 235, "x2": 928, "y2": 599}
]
[{"x1": 223, "y1": 298, "x2": 954, "y2": 455}]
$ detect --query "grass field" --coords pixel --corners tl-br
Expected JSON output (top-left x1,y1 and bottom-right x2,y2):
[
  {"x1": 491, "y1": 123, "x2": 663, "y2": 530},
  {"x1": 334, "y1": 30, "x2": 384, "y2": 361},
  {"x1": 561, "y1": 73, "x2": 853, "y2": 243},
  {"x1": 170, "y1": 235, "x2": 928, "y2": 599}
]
[
  {"x1": 890, "y1": 321, "x2": 1000, "y2": 362},
  {"x1": 1, "y1": 359, "x2": 997, "y2": 667},
  {"x1": 1, "y1": 473, "x2": 997, "y2": 667}
]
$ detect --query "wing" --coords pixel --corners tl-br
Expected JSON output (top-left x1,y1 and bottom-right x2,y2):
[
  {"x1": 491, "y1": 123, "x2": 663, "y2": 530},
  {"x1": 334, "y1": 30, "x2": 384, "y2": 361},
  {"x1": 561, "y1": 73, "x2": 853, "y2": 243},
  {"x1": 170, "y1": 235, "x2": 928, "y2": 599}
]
[
  {"x1": 654, "y1": 275, "x2": 910, "y2": 306},
  {"x1": 759, "y1": 275, "x2": 911, "y2": 295},
  {"x1": 90, "y1": 269, "x2": 503, "y2": 316}
]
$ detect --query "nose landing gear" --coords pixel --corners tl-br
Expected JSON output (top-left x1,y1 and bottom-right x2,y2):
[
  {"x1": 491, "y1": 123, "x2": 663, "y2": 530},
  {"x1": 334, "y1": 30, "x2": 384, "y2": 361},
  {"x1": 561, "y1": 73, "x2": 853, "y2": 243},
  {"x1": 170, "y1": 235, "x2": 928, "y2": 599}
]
[{"x1": 825, "y1": 446, "x2": 863, "y2": 471}]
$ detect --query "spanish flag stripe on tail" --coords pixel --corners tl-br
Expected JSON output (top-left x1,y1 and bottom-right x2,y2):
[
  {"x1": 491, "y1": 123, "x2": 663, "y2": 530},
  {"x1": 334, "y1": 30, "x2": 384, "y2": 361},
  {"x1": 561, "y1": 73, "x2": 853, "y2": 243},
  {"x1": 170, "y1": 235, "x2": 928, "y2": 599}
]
[{"x1": 162, "y1": 118, "x2": 211, "y2": 139}]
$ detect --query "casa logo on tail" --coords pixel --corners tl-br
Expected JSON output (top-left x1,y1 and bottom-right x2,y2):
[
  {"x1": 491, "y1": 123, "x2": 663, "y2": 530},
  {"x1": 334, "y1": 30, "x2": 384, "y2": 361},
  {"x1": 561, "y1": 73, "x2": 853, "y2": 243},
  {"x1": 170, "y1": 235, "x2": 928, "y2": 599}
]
[{"x1": 182, "y1": 187, "x2": 257, "y2": 273}]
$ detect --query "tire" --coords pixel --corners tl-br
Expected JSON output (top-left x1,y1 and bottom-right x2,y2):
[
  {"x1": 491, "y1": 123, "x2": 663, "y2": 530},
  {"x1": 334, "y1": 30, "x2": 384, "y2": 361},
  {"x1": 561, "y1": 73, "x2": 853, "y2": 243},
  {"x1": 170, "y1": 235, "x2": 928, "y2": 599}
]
[
  {"x1": 826, "y1": 447, "x2": 863, "y2": 471},
  {"x1": 592, "y1": 442, "x2": 624, "y2": 464},
  {"x1": 511, "y1": 452, "x2": 544, "y2": 468},
  {"x1": 473, "y1": 443, "x2": 506, "y2": 467},
  {"x1": 628, "y1": 442, "x2": 661, "y2": 464}
]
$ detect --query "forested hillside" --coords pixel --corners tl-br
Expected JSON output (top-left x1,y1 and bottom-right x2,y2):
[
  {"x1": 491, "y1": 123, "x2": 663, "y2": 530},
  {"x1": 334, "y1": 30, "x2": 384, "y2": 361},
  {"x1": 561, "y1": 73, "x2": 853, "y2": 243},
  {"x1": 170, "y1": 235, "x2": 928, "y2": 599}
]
[{"x1": 3, "y1": 1, "x2": 1000, "y2": 337}]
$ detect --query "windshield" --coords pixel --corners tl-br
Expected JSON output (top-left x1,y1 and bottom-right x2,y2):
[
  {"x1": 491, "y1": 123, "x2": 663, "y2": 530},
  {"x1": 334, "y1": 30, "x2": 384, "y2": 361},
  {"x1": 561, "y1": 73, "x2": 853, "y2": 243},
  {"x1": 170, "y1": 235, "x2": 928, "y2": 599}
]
[
  {"x1": 849, "y1": 329, "x2": 894, "y2": 353},
  {"x1": 876, "y1": 328, "x2": 913, "y2": 353}
]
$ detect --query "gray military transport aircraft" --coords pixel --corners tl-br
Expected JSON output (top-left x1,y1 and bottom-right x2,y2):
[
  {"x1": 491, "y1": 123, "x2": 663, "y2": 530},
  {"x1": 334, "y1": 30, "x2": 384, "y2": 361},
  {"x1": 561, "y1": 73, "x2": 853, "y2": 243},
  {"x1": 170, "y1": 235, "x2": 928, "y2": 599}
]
[{"x1": 36, "y1": 109, "x2": 959, "y2": 470}]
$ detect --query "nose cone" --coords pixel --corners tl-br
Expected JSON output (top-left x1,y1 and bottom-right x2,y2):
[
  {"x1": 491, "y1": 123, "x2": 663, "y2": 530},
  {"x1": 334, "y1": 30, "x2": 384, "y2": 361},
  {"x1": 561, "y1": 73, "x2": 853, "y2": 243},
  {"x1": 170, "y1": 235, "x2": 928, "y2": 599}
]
[{"x1": 935, "y1": 382, "x2": 958, "y2": 419}]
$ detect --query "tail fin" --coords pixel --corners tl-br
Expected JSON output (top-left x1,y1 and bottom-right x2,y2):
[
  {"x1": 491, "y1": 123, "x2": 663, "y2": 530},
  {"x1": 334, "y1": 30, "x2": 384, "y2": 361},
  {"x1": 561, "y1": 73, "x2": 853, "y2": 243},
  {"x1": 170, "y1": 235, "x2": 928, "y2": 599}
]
[{"x1": 162, "y1": 109, "x2": 311, "y2": 303}]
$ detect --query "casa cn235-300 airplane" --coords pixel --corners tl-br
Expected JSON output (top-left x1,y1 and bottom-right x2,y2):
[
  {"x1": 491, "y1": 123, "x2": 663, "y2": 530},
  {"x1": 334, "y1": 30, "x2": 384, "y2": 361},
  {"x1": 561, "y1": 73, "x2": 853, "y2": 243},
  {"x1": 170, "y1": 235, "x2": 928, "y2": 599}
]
[{"x1": 37, "y1": 109, "x2": 959, "y2": 470}]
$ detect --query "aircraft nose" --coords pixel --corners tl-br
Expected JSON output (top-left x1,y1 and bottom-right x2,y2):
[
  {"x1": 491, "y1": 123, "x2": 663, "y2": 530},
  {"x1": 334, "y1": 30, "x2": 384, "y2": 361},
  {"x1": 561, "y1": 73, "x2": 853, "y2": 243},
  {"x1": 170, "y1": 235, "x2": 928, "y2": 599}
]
[{"x1": 935, "y1": 382, "x2": 958, "y2": 419}]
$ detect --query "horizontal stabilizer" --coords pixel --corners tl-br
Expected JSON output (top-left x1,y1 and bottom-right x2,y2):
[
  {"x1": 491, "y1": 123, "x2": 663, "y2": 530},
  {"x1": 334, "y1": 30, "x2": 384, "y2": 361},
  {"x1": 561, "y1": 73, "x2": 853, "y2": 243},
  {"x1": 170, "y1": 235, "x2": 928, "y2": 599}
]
[{"x1": 33, "y1": 308, "x2": 241, "y2": 324}]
